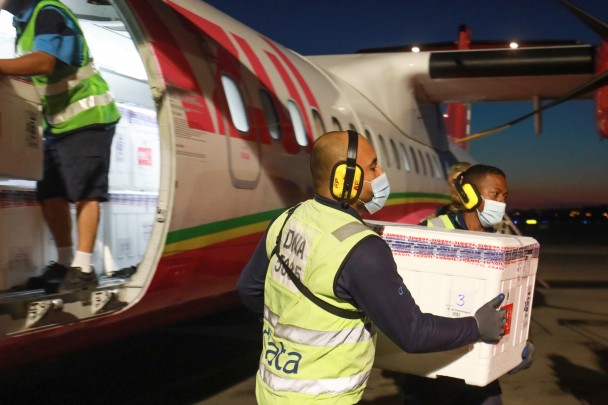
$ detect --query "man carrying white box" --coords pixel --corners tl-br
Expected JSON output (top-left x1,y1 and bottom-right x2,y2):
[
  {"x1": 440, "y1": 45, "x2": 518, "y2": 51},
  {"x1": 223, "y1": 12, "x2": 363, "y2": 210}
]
[
  {"x1": 394, "y1": 163, "x2": 535, "y2": 404},
  {"x1": 237, "y1": 131, "x2": 509, "y2": 404}
]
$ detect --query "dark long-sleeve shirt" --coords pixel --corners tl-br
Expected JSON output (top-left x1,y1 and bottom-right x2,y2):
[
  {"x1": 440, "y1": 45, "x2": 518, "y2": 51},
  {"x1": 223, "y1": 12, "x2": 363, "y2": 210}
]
[{"x1": 237, "y1": 195, "x2": 480, "y2": 353}]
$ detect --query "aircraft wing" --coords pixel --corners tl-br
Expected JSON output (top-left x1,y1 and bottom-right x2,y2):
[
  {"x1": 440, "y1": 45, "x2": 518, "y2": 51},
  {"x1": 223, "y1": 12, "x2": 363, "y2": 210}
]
[{"x1": 415, "y1": 44, "x2": 596, "y2": 103}]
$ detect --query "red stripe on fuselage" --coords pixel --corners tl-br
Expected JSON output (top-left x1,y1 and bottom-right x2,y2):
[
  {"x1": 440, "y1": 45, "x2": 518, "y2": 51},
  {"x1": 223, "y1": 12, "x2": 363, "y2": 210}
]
[
  {"x1": 232, "y1": 34, "x2": 297, "y2": 149},
  {"x1": 128, "y1": 1, "x2": 214, "y2": 132},
  {"x1": 265, "y1": 51, "x2": 313, "y2": 152},
  {"x1": 263, "y1": 38, "x2": 319, "y2": 110}
]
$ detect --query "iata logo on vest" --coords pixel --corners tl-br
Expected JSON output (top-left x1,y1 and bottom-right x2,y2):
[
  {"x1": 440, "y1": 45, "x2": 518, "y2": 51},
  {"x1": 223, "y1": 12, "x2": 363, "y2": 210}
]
[{"x1": 263, "y1": 328, "x2": 303, "y2": 375}]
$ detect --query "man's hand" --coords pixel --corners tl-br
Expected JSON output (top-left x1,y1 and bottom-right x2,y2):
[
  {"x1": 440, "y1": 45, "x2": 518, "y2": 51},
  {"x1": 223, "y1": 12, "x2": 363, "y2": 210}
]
[
  {"x1": 474, "y1": 293, "x2": 507, "y2": 343},
  {"x1": 508, "y1": 341, "x2": 535, "y2": 374}
]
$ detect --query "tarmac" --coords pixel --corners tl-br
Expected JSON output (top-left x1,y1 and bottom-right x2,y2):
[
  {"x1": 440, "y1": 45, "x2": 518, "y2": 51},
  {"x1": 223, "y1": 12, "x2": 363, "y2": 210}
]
[
  {"x1": 197, "y1": 243, "x2": 608, "y2": 405},
  {"x1": 0, "y1": 240, "x2": 605, "y2": 404}
]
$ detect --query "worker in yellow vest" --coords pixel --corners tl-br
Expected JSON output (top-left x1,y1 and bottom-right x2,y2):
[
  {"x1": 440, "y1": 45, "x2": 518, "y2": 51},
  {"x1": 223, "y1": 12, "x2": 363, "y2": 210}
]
[
  {"x1": 0, "y1": 0, "x2": 121, "y2": 292},
  {"x1": 405, "y1": 164, "x2": 534, "y2": 405},
  {"x1": 238, "y1": 131, "x2": 508, "y2": 404}
]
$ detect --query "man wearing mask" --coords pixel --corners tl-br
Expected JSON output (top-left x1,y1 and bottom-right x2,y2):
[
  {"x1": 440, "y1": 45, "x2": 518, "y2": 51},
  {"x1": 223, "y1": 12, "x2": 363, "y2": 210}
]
[
  {"x1": 407, "y1": 164, "x2": 534, "y2": 405},
  {"x1": 0, "y1": 0, "x2": 121, "y2": 292},
  {"x1": 237, "y1": 131, "x2": 508, "y2": 404},
  {"x1": 422, "y1": 164, "x2": 508, "y2": 232}
]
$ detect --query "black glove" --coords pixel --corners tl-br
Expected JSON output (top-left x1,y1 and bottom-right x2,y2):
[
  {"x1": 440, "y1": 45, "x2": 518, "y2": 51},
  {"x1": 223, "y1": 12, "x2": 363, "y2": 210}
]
[
  {"x1": 474, "y1": 293, "x2": 507, "y2": 343},
  {"x1": 508, "y1": 341, "x2": 535, "y2": 374}
]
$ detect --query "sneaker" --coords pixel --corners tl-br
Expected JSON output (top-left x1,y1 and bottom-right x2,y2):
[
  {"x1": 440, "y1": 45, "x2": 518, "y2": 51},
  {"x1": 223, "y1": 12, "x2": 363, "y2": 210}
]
[
  {"x1": 26, "y1": 262, "x2": 68, "y2": 290},
  {"x1": 58, "y1": 267, "x2": 99, "y2": 293}
]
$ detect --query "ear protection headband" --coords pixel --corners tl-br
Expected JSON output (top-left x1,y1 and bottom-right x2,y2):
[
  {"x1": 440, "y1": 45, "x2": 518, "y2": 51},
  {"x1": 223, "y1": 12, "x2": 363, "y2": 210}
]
[
  {"x1": 454, "y1": 171, "x2": 481, "y2": 210},
  {"x1": 330, "y1": 130, "x2": 363, "y2": 202}
]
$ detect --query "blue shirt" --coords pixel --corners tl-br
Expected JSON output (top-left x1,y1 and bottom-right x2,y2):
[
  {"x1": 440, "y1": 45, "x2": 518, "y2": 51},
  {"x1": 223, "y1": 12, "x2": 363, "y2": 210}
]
[
  {"x1": 237, "y1": 195, "x2": 480, "y2": 353},
  {"x1": 14, "y1": 1, "x2": 83, "y2": 66}
]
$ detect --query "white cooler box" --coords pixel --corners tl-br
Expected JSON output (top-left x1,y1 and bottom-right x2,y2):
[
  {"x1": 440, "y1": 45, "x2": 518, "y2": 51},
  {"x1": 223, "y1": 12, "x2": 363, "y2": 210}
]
[
  {"x1": 0, "y1": 75, "x2": 43, "y2": 180},
  {"x1": 367, "y1": 221, "x2": 539, "y2": 386}
]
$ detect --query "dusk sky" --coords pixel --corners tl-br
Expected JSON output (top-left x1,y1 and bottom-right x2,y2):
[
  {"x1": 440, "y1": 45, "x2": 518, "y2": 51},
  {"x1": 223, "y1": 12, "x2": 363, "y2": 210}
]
[{"x1": 205, "y1": 0, "x2": 608, "y2": 209}]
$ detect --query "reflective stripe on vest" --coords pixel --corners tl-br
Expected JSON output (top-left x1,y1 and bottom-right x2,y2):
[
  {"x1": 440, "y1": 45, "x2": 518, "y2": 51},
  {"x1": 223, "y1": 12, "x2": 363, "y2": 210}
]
[
  {"x1": 426, "y1": 215, "x2": 456, "y2": 229},
  {"x1": 46, "y1": 92, "x2": 115, "y2": 125},
  {"x1": 15, "y1": 0, "x2": 120, "y2": 134},
  {"x1": 259, "y1": 363, "x2": 370, "y2": 397},
  {"x1": 265, "y1": 305, "x2": 373, "y2": 347},
  {"x1": 36, "y1": 62, "x2": 98, "y2": 97}
]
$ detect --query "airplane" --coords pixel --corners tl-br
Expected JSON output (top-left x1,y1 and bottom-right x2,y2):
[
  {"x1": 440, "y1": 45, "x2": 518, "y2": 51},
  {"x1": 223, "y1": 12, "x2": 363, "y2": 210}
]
[{"x1": 0, "y1": 0, "x2": 604, "y2": 372}]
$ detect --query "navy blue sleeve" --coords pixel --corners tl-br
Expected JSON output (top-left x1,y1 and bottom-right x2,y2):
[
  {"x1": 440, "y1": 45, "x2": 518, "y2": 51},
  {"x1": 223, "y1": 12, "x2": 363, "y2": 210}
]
[
  {"x1": 335, "y1": 236, "x2": 480, "y2": 353},
  {"x1": 34, "y1": 8, "x2": 82, "y2": 66},
  {"x1": 236, "y1": 227, "x2": 271, "y2": 317}
]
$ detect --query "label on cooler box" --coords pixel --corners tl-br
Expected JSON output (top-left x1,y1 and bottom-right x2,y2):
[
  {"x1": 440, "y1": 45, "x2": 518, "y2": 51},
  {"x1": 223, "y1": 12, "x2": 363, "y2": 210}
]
[{"x1": 380, "y1": 231, "x2": 538, "y2": 270}]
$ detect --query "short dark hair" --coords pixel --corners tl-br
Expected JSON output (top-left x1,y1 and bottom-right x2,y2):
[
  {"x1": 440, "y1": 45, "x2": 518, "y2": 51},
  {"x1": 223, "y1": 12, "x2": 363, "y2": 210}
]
[{"x1": 461, "y1": 164, "x2": 506, "y2": 187}]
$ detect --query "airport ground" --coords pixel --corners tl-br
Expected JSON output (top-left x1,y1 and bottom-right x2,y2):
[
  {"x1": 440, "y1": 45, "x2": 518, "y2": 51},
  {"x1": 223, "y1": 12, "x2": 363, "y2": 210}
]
[{"x1": 0, "y1": 230, "x2": 606, "y2": 404}]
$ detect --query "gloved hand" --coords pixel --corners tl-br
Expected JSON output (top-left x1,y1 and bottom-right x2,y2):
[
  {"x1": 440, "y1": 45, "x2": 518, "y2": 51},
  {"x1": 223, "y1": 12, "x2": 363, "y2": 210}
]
[
  {"x1": 508, "y1": 341, "x2": 535, "y2": 374},
  {"x1": 474, "y1": 293, "x2": 507, "y2": 343}
]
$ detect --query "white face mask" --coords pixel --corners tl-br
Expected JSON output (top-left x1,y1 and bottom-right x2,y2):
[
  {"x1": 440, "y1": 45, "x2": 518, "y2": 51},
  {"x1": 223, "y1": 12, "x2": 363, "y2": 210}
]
[
  {"x1": 477, "y1": 198, "x2": 506, "y2": 228},
  {"x1": 360, "y1": 172, "x2": 390, "y2": 214}
]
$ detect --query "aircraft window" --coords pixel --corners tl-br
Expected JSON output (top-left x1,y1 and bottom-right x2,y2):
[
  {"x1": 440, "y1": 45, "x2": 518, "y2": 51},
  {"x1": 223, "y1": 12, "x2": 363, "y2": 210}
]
[
  {"x1": 364, "y1": 129, "x2": 376, "y2": 153},
  {"x1": 312, "y1": 109, "x2": 325, "y2": 138},
  {"x1": 431, "y1": 154, "x2": 443, "y2": 178},
  {"x1": 443, "y1": 160, "x2": 450, "y2": 178},
  {"x1": 287, "y1": 100, "x2": 308, "y2": 147},
  {"x1": 259, "y1": 89, "x2": 281, "y2": 140},
  {"x1": 331, "y1": 117, "x2": 342, "y2": 131},
  {"x1": 377, "y1": 134, "x2": 390, "y2": 168},
  {"x1": 390, "y1": 139, "x2": 400, "y2": 170},
  {"x1": 425, "y1": 153, "x2": 435, "y2": 177},
  {"x1": 418, "y1": 149, "x2": 427, "y2": 176},
  {"x1": 400, "y1": 143, "x2": 411, "y2": 172},
  {"x1": 221, "y1": 74, "x2": 249, "y2": 133},
  {"x1": 409, "y1": 146, "x2": 419, "y2": 173}
]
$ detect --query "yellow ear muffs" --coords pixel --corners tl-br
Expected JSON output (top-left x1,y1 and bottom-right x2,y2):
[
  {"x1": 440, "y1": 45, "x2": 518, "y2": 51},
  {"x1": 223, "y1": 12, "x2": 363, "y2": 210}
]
[
  {"x1": 454, "y1": 173, "x2": 481, "y2": 210},
  {"x1": 329, "y1": 130, "x2": 363, "y2": 201},
  {"x1": 331, "y1": 162, "x2": 363, "y2": 201}
]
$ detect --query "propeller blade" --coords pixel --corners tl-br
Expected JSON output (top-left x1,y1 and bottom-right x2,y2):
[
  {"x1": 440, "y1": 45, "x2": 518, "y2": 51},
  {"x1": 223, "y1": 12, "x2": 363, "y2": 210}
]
[
  {"x1": 457, "y1": 69, "x2": 608, "y2": 143},
  {"x1": 559, "y1": 0, "x2": 608, "y2": 41}
]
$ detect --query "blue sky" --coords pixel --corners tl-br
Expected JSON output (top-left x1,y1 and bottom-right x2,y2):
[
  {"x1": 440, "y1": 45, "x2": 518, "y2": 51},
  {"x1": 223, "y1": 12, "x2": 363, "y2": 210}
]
[{"x1": 205, "y1": 0, "x2": 608, "y2": 209}]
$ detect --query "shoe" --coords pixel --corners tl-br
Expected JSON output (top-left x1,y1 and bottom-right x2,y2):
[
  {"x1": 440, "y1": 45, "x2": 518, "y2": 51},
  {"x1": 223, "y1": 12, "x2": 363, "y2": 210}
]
[
  {"x1": 26, "y1": 262, "x2": 68, "y2": 290},
  {"x1": 58, "y1": 267, "x2": 99, "y2": 293}
]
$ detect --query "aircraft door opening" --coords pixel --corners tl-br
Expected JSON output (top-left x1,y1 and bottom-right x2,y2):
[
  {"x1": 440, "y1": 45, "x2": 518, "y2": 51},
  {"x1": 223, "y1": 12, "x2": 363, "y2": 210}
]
[{"x1": 0, "y1": 0, "x2": 164, "y2": 335}]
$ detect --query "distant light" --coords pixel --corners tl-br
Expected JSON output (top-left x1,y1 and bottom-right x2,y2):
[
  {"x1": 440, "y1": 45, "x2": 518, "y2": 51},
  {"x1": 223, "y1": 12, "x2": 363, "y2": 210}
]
[
  {"x1": 411, "y1": 46, "x2": 420, "y2": 53},
  {"x1": 513, "y1": 219, "x2": 519, "y2": 225},
  {"x1": 525, "y1": 219, "x2": 537, "y2": 225},
  {"x1": 443, "y1": 113, "x2": 449, "y2": 118},
  {"x1": 509, "y1": 42, "x2": 519, "y2": 49}
]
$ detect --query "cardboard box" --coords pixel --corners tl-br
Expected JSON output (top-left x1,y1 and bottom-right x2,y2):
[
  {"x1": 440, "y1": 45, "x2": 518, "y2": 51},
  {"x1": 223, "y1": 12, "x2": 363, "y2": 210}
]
[
  {"x1": 367, "y1": 221, "x2": 538, "y2": 386},
  {"x1": 0, "y1": 185, "x2": 45, "y2": 290},
  {"x1": 0, "y1": 76, "x2": 43, "y2": 180}
]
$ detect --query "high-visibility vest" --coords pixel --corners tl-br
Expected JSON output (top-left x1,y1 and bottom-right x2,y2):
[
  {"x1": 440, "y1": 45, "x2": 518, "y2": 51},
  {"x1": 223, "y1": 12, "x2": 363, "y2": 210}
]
[
  {"x1": 15, "y1": 0, "x2": 120, "y2": 135},
  {"x1": 257, "y1": 199, "x2": 378, "y2": 404},
  {"x1": 425, "y1": 214, "x2": 457, "y2": 229}
]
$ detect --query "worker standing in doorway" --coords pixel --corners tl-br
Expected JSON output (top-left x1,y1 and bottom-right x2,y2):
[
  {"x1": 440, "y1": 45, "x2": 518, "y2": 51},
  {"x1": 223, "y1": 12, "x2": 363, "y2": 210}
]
[{"x1": 0, "y1": 0, "x2": 121, "y2": 292}]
